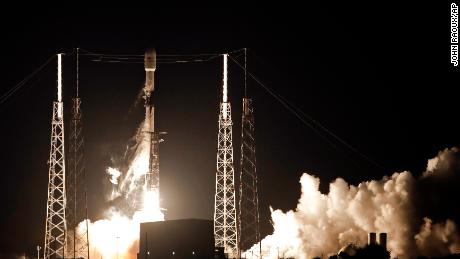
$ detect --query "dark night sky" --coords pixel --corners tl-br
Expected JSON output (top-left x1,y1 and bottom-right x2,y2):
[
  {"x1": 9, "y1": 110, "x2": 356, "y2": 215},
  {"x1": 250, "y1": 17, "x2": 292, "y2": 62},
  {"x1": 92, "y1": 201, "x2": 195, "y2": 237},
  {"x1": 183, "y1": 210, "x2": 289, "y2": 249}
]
[{"x1": 0, "y1": 4, "x2": 458, "y2": 256}]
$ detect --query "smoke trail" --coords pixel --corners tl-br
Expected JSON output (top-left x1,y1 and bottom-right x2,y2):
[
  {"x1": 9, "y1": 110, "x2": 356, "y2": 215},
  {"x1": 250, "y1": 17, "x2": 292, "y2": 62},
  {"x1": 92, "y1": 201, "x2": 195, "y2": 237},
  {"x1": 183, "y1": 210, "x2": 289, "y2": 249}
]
[{"x1": 246, "y1": 147, "x2": 460, "y2": 259}]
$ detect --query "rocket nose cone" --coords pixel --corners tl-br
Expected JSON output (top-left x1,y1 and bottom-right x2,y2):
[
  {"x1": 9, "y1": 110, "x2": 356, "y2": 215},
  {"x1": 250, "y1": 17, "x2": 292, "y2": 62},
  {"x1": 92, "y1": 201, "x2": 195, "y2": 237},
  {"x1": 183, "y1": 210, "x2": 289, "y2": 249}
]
[{"x1": 145, "y1": 49, "x2": 156, "y2": 70}]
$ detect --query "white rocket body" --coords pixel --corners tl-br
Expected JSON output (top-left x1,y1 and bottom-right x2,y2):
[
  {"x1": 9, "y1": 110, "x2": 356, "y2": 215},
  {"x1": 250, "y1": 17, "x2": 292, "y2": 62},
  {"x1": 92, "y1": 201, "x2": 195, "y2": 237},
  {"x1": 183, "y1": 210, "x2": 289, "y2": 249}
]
[
  {"x1": 144, "y1": 49, "x2": 156, "y2": 94},
  {"x1": 144, "y1": 49, "x2": 156, "y2": 133}
]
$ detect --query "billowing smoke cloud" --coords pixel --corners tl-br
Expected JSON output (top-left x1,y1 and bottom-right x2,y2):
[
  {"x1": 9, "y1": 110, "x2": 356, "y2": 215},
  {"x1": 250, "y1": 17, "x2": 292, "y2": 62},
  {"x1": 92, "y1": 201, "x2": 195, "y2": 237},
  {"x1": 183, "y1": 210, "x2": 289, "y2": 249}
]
[
  {"x1": 74, "y1": 120, "x2": 164, "y2": 259},
  {"x1": 415, "y1": 217, "x2": 460, "y2": 256},
  {"x1": 246, "y1": 147, "x2": 460, "y2": 259},
  {"x1": 424, "y1": 147, "x2": 460, "y2": 178}
]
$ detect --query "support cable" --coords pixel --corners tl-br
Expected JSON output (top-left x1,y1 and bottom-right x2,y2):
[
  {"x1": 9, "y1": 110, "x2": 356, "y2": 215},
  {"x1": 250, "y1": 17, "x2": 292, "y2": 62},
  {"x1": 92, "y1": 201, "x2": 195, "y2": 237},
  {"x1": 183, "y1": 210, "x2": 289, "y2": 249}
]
[
  {"x1": 78, "y1": 48, "x2": 246, "y2": 64},
  {"x1": 0, "y1": 55, "x2": 55, "y2": 104}
]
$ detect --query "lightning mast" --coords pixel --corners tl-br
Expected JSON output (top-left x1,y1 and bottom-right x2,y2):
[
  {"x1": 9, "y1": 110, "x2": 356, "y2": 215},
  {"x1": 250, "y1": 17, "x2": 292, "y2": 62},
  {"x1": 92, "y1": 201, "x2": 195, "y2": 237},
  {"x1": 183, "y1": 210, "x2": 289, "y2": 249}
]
[
  {"x1": 214, "y1": 54, "x2": 238, "y2": 257},
  {"x1": 238, "y1": 49, "x2": 261, "y2": 255},
  {"x1": 66, "y1": 48, "x2": 90, "y2": 258},
  {"x1": 238, "y1": 99, "x2": 261, "y2": 254},
  {"x1": 44, "y1": 53, "x2": 67, "y2": 259}
]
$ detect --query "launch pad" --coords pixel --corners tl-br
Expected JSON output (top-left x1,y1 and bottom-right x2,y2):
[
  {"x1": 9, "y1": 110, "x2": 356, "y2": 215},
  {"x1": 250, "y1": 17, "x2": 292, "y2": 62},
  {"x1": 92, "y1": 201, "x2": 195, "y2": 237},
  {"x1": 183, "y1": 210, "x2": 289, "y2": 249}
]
[{"x1": 39, "y1": 48, "x2": 260, "y2": 259}]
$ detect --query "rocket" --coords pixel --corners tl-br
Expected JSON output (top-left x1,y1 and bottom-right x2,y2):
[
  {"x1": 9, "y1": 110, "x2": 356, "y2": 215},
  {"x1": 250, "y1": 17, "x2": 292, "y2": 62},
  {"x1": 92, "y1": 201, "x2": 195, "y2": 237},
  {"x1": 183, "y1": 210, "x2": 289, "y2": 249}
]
[
  {"x1": 144, "y1": 49, "x2": 156, "y2": 95},
  {"x1": 144, "y1": 49, "x2": 156, "y2": 133},
  {"x1": 133, "y1": 48, "x2": 161, "y2": 211}
]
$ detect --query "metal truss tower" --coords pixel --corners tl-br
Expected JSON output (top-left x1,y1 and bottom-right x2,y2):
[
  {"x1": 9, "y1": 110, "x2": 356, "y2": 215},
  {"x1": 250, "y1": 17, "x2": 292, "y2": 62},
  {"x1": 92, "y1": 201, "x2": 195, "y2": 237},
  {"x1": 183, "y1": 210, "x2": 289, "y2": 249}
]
[
  {"x1": 44, "y1": 54, "x2": 67, "y2": 259},
  {"x1": 66, "y1": 49, "x2": 90, "y2": 258},
  {"x1": 214, "y1": 54, "x2": 238, "y2": 257},
  {"x1": 238, "y1": 97, "x2": 261, "y2": 253}
]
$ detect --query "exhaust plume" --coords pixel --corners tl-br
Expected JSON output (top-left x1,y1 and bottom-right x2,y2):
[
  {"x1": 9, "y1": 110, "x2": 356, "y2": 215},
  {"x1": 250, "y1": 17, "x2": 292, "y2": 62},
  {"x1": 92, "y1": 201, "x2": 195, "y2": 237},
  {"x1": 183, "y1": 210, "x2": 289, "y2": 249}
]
[
  {"x1": 75, "y1": 120, "x2": 164, "y2": 259},
  {"x1": 245, "y1": 147, "x2": 460, "y2": 259}
]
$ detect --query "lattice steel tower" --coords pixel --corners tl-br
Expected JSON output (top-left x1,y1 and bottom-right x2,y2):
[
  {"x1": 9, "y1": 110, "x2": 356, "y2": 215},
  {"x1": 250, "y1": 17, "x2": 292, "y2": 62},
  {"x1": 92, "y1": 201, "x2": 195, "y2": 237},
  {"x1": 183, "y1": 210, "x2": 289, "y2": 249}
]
[
  {"x1": 66, "y1": 48, "x2": 90, "y2": 258},
  {"x1": 238, "y1": 97, "x2": 261, "y2": 253},
  {"x1": 238, "y1": 49, "x2": 261, "y2": 255},
  {"x1": 44, "y1": 54, "x2": 67, "y2": 259},
  {"x1": 214, "y1": 54, "x2": 238, "y2": 257}
]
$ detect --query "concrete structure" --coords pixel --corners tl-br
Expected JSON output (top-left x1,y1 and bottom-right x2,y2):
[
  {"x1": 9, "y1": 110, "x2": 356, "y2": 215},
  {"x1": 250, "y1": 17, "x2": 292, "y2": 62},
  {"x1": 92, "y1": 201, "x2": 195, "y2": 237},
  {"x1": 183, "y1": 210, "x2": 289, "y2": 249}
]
[
  {"x1": 378, "y1": 232, "x2": 387, "y2": 250},
  {"x1": 368, "y1": 232, "x2": 377, "y2": 245},
  {"x1": 138, "y1": 219, "x2": 215, "y2": 259}
]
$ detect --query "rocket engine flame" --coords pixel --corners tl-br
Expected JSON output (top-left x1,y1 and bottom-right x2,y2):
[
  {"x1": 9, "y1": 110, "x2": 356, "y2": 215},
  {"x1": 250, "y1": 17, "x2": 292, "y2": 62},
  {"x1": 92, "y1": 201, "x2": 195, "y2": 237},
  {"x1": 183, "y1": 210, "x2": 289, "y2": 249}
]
[
  {"x1": 245, "y1": 147, "x2": 460, "y2": 259},
  {"x1": 76, "y1": 120, "x2": 164, "y2": 259}
]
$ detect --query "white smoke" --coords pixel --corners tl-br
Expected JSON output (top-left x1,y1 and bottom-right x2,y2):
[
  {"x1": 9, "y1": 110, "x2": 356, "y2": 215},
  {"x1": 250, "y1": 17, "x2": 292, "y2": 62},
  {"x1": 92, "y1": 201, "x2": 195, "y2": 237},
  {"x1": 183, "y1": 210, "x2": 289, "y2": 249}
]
[
  {"x1": 107, "y1": 167, "x2": 121, "y2": 185},
  {"x1": 415, "y1": 217, "x2": 460, "y2": 256},
  {"x1": 424, "y1": 147, "x2": 459, "y2": 178},
  {"x1": 84, "y1": 211, "x2": 139, "y2": 259},
  {"x1": 74, "y1": 120, "x2": 164, "y2": 259},
  {"x1": 246, "y1": 147, "x2": 460, "y2": 259}
]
